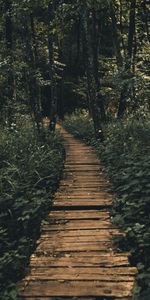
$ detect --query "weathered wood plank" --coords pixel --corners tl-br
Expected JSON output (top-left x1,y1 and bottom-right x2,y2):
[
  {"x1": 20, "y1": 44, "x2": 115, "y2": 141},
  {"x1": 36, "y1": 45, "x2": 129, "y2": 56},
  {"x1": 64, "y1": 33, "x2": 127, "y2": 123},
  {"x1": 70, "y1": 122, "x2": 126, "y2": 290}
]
[
  {"x1": 19, "y1": 281, "x2": 134, "y2": 297},
  {"x1": 42, "y1": 220, "x2": 115, "y2": 231},
  {"x1": 68, "y1": 193, "x2": 110, "y2": 197},
  {"x1": 60, "y1": 181, "x2": 110, "y2": 185},
  {"x1": 30, "y1": 254, "x2": 130, "y2": 267},
  {"x1": 22, "y1": 298, "x2": 96, "y2": 300},
  {"x1": 29, "y1": 267, "x2": 137, "y2": 276},
  {"x1": 38, "y1": 235, "x2": 113, "y2": 243},
  {"x1": 26, "y1": 274, "x2": 135, "y2": 282},
  {"x1": 55, "y1": 193, "x2": 112, "y2": 198},
  {"x1": 36, "y1": 242, "x2": 112, "y2": 252},
  {"x1": 48, "y1": 210, "x2": 109, "y2": 220},
  {"x1": 53, "y1": 200, "x2": 112, "y2": 207},
  {"x1": 41, "y1": 229, "x2": 122, "y2": 236}
]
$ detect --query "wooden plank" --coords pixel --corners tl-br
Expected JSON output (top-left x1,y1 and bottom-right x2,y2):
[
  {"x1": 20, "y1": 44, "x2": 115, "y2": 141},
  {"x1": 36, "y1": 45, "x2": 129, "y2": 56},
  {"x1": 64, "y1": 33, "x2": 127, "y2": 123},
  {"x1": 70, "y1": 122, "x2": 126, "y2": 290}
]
[
  {"x1": 55, "y1": 197, "x2": 112, "y2": 200},
  {"x1": 30, "y1": 255, "x2": 130, "y2": 267},
  {"x1": 55, "y1": 193, "x2": 112, "y2": 198},
  {"x1": 42, "y1": 220, "x2": 115, "y2": 230},
  {"x1": 64, "y1": 172, "x2": 103, "y2": 176},
  {"x1": 59, "y1": 188, "x2": 111, "y2": 192},
  {"x1": 38, "y1": 235, "x2": 114, "y2": 243},
  {"x1": 31, "y1": 251, "x2": 131, "y2": 257},
  {"x1": 41, "y1": 229, "x2": 122, "y2": 236},
  {"x1": 48, "y1": 210, "x2": 109, "y2": 220},
  {"x1": 66, "y1": 157, "x2": 98, "y2": 160},
  {"x1": 65, "y1": 164, "x2": 101, "y2": 167},
  {"x1": 37, "y1": 240, "x2": 113, "y2": 247},
  {"x1": 65, "y1": 150, "x2": 95, "y2": 153},
  {"x1": 59, "y1": 186, "x2": 110, "y2": 190},
  {"x1": 19, "y1": 280, "x2": 134, "y2": 297},
  {"x1": 36, "y1": 242, "x2": 112, "y2": 252},
  {"x1": 65, "y1": 162, "x2": 99, "y2": 165},
  {"x1": 54, "y1": 252, "x2": 131, "y2": 257},
  {"x1": 64, "y1": 168, "x2": 100, "y2": 170},
  {"x1": 53, "y1": 200, "x2": 112, "y2": 207},
  {"x1": 65, "y1": 162, "x2": 100, "y2": 165},
  {"x1": 30, "y1": 267, "x2": 137, "y2": 276},
  {"x1": 22, "y1": 298, "x2": 96, "y2": 300},
  {"x1": 27, "y1": 274, "x2": 135, "y2": 282},
  {"x1": 64, "y1": 168, "x2": 101, "y2": 172},
  {"x1": 60, "y1": 180, "x2": 109, "y2": 185},
  {"x1": 57, "y1": 195, "x2": 112, "y2": 198},
  {"x1": 62, "y1": 180, "x2": 110, "y2": 185},
  {"x1": 59, "y1": 186, "x2": 108, "y2": 189}
]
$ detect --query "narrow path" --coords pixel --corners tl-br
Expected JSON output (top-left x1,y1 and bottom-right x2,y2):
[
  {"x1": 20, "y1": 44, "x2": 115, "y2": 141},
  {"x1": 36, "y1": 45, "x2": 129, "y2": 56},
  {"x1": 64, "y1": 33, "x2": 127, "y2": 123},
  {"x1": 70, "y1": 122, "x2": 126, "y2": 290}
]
[{"x1": 18, "y1": 128, "x2": 137, "y2": 299}]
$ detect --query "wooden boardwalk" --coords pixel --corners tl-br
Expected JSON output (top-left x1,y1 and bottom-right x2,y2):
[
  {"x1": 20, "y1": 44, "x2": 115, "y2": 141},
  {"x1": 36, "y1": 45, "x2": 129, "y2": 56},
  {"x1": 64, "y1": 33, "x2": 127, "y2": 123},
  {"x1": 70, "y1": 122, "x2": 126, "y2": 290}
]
[{"x1": 18, "y1": 129, "x2": 137, "y2": 299}]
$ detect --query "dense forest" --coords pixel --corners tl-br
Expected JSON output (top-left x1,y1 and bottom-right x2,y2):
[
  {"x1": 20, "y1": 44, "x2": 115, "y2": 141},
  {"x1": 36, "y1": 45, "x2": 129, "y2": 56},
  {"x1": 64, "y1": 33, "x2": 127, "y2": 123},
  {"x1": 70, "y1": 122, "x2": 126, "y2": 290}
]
[{"x1": 0, "y1": 0, "x2": 150, "y2": 299}]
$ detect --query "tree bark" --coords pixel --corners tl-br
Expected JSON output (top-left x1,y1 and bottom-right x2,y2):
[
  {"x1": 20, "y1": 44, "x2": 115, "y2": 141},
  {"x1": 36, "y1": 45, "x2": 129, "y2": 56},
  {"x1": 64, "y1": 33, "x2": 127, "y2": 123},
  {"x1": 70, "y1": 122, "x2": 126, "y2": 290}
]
[
  {"x1": 109, "y1": 1, "x2": 123, "y2": 69},
  {"x1": 81, "y1": 1, "x2": 104, "y2": 140},
  {"x1": 48, "y1": 1, "x2": 57, "y2": 118},
  {"x1": 91, "y1": 8, "x2": 106, "y2": 123},
  {"x1": 119, "y1": 0, "x2": 126, "y2": 54},
  {"x1": 118, "y1": 0, "x2": 136, "y2": 118},
  {"x1": 5, "y1": 0, "x2": 16, "y2": 126},
  {"x1": 127, "y1": 0, "x2": 136, "y2": 63},
  {"x1": 30, "y1": 15, "x2": 43, "y2": 132},
  {"x1": 109, "y1": 0, "x2": 136, "y2": 118}
]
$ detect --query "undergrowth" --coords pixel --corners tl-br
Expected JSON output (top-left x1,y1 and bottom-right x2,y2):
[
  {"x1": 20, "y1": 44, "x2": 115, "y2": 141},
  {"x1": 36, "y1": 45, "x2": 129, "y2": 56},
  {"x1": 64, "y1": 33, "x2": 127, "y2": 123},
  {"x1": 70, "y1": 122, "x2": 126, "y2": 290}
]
[
  {"x1": 63, "y1": 113, "x2": 150, "y2": 300},
  {"x1": 0, "y1": 124, "x2": 64, "y2": 299}
]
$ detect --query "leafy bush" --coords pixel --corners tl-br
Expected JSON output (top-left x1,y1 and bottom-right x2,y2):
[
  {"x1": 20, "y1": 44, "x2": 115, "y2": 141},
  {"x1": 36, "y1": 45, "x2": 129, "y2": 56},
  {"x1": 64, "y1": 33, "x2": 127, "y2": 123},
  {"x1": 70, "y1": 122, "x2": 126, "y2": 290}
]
[
  {"x1": 0, "y1": 125, "x2": 64, "y2": 299},
  {"x1": 63, "y1": 113, "x2": 150, "y2": 299}
]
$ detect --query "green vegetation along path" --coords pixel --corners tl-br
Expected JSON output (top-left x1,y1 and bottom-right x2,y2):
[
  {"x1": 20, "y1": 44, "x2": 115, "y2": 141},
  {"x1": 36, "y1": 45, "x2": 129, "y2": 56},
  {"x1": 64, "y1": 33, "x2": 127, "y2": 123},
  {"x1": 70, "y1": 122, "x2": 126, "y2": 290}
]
[{"x1": 18, "y1": 128, "x2": 137, "y2": 299}]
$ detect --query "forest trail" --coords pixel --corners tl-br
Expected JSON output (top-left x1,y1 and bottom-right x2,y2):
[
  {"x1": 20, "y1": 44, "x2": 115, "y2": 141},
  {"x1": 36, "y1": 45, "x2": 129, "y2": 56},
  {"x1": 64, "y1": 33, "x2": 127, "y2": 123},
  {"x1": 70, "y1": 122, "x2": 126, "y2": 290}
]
[{"x1": 18, "y1": 128, "x2": 137, "y2": 300}]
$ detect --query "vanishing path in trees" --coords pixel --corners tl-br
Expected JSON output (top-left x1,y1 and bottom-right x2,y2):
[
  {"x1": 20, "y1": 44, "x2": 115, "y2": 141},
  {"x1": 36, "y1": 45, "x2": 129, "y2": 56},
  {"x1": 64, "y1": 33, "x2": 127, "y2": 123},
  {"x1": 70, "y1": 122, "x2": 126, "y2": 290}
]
[{"x1": 19, "y1": 128, "x2": 137, "y2": 299}]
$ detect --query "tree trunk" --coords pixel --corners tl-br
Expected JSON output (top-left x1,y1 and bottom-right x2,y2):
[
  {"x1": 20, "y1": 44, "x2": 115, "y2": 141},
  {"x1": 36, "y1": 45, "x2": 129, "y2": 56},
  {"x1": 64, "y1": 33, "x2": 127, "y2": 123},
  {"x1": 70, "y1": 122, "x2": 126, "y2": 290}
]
[
  {"x1": 110, "y1": 0, "x2": 136, "y2": 118},
  {"x1": 23, "y1": 16, "x2": 42, "y2": 133},
  {"x1": 109, "y1": 1, "x2": 123, "y2": 69},
  {"x1": 48, "y1": 1, "x2": 57, "y2": 118},
  {"x1": 127, "y1": 0, "x2": 136, "y2": 64},
  {"x1": 91, "y1": 8, "x2": 106, "y2": 124},
  {"x1": 5, "y1": 0, "x2": 15, "y2": 126},
  {"x1": 30, "y1": 14, "x2": 43, "y2": 131},
  {"x1": 76, "y1": 18, "x2": 81, "y2": 66},
  {"x1": 119, "y1": 0, "x2": 126, "y2": 54},
  {"x1": 118, "y1": 0, "x2": 136, "y2": 118},
  {"x1": 81, "y1": 1, "x2": 104, "y2": 140}
]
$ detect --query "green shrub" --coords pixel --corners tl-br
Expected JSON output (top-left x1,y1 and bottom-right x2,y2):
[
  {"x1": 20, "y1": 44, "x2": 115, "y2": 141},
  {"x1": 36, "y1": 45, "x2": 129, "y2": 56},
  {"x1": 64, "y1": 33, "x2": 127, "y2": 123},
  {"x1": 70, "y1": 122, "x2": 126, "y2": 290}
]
[
  {"x1": 0, "y1": 125, "x2": 64, "y2": 299},
  {"x1": 63, "y1": 113, "x2": 150, "y2": 299}
]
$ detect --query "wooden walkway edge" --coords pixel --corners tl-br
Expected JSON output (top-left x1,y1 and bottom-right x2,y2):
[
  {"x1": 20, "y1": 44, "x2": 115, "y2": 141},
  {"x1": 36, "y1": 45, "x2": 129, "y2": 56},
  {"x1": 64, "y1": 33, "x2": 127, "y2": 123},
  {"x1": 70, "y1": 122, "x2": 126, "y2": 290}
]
[{"x1": 18, "y1": 128, "x2": 137, "y2": 300}]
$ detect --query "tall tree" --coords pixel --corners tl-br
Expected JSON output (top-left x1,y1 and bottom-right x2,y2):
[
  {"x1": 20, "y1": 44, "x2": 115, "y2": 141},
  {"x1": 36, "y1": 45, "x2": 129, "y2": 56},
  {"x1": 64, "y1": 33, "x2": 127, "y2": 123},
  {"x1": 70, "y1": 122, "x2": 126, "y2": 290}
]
[
  {"x1": 5, "y1": 0, "x2": 16, "y2": 125},
  {"x1": 80, "y1": 0, "x2": 105, "y2": 140}
]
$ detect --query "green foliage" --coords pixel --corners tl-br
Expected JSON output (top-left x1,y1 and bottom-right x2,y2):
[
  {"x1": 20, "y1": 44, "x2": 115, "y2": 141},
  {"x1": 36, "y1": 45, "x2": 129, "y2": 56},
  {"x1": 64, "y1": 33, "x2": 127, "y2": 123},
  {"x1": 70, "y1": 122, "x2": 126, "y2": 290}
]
[
  {"x1": 0, "y1": 124, "x2": 64, "y2": 299},
  {"x1": 63, "y1": 113, "x2": 150, "y2": 299},
  {"x1": 63, "y1": 111, "x2": 95, "y2": 144},
  {"x1": 99, "y1": 120, "x2": 150, "y2": 299}
]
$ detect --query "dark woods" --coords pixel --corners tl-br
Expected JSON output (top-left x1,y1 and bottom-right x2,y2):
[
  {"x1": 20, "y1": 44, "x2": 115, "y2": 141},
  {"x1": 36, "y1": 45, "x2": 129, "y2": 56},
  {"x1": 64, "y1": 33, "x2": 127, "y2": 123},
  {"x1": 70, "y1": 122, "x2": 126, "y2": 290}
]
[{"x1": 0, "y1": 0, "x2": 149, "y2": 134}]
